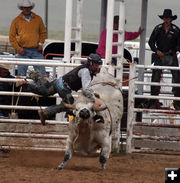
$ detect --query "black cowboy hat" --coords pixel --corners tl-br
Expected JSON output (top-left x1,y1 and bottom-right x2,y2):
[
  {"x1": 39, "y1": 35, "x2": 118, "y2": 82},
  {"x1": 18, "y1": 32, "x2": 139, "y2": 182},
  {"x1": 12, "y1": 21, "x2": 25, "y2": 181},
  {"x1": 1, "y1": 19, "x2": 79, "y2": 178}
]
[{"x1": 158, "y1": 9, "x2": 177, "y2": 20}]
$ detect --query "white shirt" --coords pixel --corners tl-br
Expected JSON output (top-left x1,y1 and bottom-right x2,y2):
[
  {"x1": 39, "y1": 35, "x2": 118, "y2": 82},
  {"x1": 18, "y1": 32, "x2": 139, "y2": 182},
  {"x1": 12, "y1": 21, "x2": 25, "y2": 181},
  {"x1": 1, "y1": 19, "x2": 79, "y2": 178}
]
[{"x1": 78, "y1": 68, "x2": 95, "y2": 100}]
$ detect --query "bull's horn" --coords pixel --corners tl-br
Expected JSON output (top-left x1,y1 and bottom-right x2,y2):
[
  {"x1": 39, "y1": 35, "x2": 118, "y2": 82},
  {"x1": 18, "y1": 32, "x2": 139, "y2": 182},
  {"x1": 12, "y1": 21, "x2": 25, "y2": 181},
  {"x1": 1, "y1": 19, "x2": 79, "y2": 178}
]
[
  {"x1": 63, "y1": 103, "x2": 76, "y2": 110},
  {"x1": 93, "y1": 104, "x2": 107, "y2": 112}
]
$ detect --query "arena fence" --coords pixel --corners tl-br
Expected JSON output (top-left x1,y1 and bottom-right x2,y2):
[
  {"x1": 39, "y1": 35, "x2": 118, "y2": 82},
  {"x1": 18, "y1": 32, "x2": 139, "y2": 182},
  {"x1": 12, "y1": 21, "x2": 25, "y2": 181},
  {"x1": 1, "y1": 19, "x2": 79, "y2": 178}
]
[
  {"x1": 126, "y1": 63, "x2": 180, "y2": 155},
  {"x1": 0, "y1": 57, "x2": 124, "y2": 152},
  {"x1": 0, "y1": 58, "x2": 79, "y2": 151}
]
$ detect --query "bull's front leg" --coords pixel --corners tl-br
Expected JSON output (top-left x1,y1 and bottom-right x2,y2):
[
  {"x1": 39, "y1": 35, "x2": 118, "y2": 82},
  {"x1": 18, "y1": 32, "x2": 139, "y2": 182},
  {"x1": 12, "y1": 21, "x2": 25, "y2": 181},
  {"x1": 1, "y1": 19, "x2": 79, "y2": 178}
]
[
  {"x1": 56, "y1": 148, "x2": 72, "y2": 170},
  {"x1": 56, "y1": 126, "x2": 76, "y2": 170},
  {"x1": 99, "y1": 137, "x2": 111, "y2": 170}
]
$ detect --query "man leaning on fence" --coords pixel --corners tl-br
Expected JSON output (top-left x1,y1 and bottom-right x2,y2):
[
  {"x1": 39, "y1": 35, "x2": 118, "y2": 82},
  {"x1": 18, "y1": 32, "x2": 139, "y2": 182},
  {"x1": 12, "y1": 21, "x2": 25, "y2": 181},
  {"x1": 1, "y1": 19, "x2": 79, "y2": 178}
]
[
  {"x1": 9, "y1": 0, "x2": 47, "y2": 77},
  {"x1": 0, "y1": 64, "x2": 16, "y2": 118},
  {"x1": 148, "y1": 9, "x2": 180, "y2": 110}
]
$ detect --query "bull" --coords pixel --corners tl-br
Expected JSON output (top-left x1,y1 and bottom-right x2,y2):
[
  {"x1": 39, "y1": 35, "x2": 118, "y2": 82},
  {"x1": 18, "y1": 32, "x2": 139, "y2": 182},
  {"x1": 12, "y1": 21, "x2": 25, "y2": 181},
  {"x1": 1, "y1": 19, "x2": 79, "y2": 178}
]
[{"x1": 56, "y1": 67, "x2": 123, "y2": 170}]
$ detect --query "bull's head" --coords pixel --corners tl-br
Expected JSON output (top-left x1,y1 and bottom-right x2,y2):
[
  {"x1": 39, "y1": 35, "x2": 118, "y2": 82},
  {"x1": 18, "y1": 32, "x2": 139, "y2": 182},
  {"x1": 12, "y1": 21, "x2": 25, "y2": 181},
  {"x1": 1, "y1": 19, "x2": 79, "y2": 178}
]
[{"x1": 63, "y1": 99, "x2": 107, "y2": 120}]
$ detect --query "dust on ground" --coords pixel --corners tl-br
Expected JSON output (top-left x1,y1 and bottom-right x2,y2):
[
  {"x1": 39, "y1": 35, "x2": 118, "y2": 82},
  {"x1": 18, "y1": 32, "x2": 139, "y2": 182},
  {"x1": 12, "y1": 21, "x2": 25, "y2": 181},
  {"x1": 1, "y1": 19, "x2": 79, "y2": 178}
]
[{"x1": 0, "y1": 149, "x2": 180, "y2": 183}]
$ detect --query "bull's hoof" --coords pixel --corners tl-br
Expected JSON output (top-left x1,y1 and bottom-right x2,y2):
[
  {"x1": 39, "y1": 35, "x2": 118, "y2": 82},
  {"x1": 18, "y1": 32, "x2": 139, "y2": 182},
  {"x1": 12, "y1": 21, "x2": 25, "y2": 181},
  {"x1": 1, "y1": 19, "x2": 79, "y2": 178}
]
[
  {"x1": 101, "y1": 164, "x2": 106, "y2": 170},
  {"x1": 55, "y1": 163, "x2": 64, "y2": 170},
  {"x1": 55, "y1": 166, "x2": 63, "y2": 170}
]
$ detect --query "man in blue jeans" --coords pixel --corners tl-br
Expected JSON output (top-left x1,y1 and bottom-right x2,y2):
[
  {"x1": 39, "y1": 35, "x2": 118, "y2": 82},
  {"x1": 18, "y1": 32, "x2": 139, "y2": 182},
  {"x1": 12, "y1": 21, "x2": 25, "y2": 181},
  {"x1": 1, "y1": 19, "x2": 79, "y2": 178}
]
[
  {"x1": 17, "y1": 48, "x2": 46, "y2": 76},
  {"x1": 16, "y1": 53, "x2": 104, "y2": 125},
  {"x1": 9, "y1": 0, "x2": 46, "y2": 76}
]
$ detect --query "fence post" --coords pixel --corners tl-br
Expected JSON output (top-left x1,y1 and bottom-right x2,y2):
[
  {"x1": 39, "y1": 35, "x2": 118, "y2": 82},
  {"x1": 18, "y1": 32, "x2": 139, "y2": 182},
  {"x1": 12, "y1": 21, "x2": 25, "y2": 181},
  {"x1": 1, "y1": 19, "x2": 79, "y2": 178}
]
[{"x1": 126, "y1": 63, "x2": 136, "y2": 153}]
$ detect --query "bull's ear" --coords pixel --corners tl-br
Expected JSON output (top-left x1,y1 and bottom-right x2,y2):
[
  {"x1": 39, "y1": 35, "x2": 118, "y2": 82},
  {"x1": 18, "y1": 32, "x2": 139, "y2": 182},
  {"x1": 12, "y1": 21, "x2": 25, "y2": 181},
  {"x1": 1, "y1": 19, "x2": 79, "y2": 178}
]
[
  {"x1": 93, "y1": 104, "x2": 107, "y2": 112},
  {"x1": 63, "y1": 103, "x2": 76, "y2": 110}
]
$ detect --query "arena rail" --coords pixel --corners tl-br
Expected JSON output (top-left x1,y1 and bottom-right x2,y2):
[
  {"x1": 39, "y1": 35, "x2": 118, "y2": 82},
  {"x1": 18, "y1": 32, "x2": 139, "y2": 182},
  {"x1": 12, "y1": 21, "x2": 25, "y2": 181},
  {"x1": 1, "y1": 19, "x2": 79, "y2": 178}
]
[{"x1": 126, "y1": 63, "x2": 180, "y2": 155}]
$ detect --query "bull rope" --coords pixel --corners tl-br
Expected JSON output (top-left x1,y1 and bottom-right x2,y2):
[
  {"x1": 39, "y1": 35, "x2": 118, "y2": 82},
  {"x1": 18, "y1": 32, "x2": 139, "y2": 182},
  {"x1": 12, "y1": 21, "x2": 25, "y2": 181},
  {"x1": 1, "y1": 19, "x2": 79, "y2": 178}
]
[
  {"x1": 10, "y1": 84, "x2": 22, "y2": 119},
  {"x1": 91, "y1": 76, "x2": 138, "y2": 94},
  {"x1": 91, "y1": 76, "x2": 137, "y2": 133}
]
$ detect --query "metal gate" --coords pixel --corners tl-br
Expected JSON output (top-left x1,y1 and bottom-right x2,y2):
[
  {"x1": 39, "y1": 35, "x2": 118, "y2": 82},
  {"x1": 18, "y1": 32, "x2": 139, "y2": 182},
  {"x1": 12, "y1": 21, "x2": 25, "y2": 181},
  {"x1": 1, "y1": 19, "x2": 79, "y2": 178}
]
[{"x1": 126, "y1": 63, "x2": 180, "y2": 154}]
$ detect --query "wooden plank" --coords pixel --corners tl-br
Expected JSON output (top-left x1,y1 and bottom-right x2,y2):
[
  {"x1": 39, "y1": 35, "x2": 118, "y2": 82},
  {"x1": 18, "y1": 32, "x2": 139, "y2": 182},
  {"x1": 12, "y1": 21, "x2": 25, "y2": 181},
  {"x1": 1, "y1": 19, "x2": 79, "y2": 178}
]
[
  {"x1": 1, "y1": 145, "x2": 65, "y2": 151},
  {"x1": 0, "y1": 137, "x2": 67, "y2": 149},
  {"x1": 0, "y1": 123, "x2": 68, "y2": 134},
  {"x1": 133, "y1": 125, "x2": 180, "y2": 137},
  {"x1": 132, "y1": 149, "x2": 180, "y2": 155},
  {"x1": 0, "y1": 132, "x2": 67, "y2": 139},
  {"x1": 132, "y1": 139, "x2": 180, "y2": 151}
]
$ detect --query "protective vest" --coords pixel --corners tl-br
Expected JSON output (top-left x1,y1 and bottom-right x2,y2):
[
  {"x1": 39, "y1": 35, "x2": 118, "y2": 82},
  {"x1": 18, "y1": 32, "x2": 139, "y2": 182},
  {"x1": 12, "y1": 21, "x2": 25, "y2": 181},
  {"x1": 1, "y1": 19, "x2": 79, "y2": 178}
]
[{"x1": 62, "y1": 64, "x2": 94, "y2": 91}]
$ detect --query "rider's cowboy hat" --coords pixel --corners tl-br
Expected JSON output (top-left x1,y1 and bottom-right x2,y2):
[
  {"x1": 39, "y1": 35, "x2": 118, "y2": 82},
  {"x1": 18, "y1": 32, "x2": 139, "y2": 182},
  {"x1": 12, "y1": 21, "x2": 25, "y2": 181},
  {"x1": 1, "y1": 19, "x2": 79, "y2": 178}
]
[
  {"x1": 158, "y1": 9, "x2": 177, "y2": 20},
  {"x1": 0, "y1": 63, "x2": 13, "y2": 70},
  {"x1": 17, "y1": 0, "x2": 35, "y2": 10}
]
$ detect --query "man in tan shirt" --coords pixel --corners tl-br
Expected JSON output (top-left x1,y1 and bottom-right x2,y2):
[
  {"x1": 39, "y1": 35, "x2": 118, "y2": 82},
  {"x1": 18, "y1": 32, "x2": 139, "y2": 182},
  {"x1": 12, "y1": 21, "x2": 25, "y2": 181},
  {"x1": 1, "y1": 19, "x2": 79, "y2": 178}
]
[{"x1": 9, "y1": 0, "x2": 47, "y2": 76}]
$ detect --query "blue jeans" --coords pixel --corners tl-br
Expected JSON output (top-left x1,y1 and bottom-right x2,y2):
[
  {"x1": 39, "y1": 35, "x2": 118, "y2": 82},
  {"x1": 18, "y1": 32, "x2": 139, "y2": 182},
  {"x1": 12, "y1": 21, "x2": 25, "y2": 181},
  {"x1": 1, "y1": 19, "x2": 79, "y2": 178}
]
[
  {"x1": 18, "y1": 48, "x2": 46, "y2": 76},
  {"x1": 28, "y1": 78, "x2": 74, "y2": 117}
]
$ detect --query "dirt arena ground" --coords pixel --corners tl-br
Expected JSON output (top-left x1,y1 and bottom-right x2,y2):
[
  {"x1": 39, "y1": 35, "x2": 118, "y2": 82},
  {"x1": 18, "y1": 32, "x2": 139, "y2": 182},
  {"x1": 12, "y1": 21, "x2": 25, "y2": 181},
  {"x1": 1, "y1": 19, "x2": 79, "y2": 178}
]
[{"x1": 0, "y1": 149, "x2": 180, "y2": 183}]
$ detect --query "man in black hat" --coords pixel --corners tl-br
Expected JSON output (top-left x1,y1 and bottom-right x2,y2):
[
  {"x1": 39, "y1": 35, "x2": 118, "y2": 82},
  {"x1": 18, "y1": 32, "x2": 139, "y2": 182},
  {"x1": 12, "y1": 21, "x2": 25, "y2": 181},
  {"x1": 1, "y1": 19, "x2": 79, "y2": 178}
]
[{"x1": 148, "y1": 9, "x2": 180, "y2": 110}]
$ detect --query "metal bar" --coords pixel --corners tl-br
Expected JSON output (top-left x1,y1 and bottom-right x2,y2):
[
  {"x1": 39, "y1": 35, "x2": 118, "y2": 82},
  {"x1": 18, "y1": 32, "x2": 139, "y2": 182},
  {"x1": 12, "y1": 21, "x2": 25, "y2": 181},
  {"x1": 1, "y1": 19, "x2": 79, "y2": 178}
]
[
  {"x1": 112, "y1": 42, "x2": 122, "y2": 46},
  {"x1": 75, "y1": 0, "x2": 83, "y2": 57},
  {"x1": 133, "y1": 135, "x2": 180, "y2": 141},
  {"x1": 105, "y1": 0, "x2": 114, "y2": 64},
  {"x1": 137, "y1": 0, "x2": 148, "y2": 94},
  {"x1": 0, "y1": 118, "x2": 69, "y2": 125},
  {"x1": 72, "y1": 27, "x2": 80, "y2": 31},
  {"x1": 142, "y1": 116, "x2": 180, "y2": 120},
  {"x1": 0, "y1": 132, "x2": 68, "y2": 139},
  {"x1": 135, "y1": 81, "x2": 180, "y2": 87},
  {"x1": 0, "y1": 91, "x2": 58, "y2": 97},
  {"x1": 113, "y1": 30, "x2": 123, "y2": 34},
  {"x1": 45, "y1": 0, "x2": 48, "y2": 38},
  {"x1": 134, "y1": 94, "x2": 180, "y2": 101},
  {"x1": 0, "y1": 105, "x2": 44, "y2": 110},
  {"x1": 134, "y1": 108, "x2": 180, "y2": 114},
  {"x1": 136, "y1": 64, "x2": 180, "y2": 70},
  {"x1": 0, "y1": 60, "x2": 80, "y2": 67},
  {"x1": 132, "y1": 149, "x2": 180, "y2": 155},
  {"x1": 0, "y1": 57, "x2": 62, "y2": 62},
  {"x1": 0, "y1": 146, "x2": 65, "y2": 152},
  {"x1": 139, "y1": 0, "x2": 148, "y2": 65},
  {"x1": 126, "y1": 63, "x2": 136, "y2": 153},
  {"x1": 116, "y1": 0, "x2": 125, "y2": 90},
  {"x1": 63, "y1": 0, "x2": 73, "y2": 64},
  {"x1": 112, "y1": 54, "x2": 122, "y2": 58},
  {"x1": 100, "y1": 0, "x2": 107, "y2": 35},
  {"x1": 134, "y1": 122, "x2": 180, "y2": 128}
]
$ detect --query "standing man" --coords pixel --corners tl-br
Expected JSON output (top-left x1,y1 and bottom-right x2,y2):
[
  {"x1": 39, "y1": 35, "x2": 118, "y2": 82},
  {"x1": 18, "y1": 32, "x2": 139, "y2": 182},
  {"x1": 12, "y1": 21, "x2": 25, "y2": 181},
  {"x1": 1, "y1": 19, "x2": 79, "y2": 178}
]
[
  {"x1": 9, "y1": 0, "x2": 47, "y2": 77},
  {"x1": 148, "y1": 9, "x2": 180, "y2": 110}
]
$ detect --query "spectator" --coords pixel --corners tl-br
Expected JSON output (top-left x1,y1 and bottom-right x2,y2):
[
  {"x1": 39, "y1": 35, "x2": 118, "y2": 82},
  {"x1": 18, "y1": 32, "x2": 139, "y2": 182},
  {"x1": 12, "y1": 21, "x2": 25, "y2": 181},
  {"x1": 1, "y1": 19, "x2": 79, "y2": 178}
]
[
  {"x1": 9, "y1": 0, "x2": 47, "y2": 77},
  {"x1": 148, "y1": 9, "x2": 180, "y2": 110},
  {"x1": 16, "y1": 53, "x2": 104, "y2": 125},
  {"x1": 96, "y1": 15, "x2": 143, "y2": 59}
]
